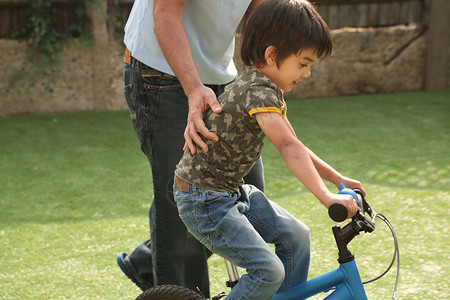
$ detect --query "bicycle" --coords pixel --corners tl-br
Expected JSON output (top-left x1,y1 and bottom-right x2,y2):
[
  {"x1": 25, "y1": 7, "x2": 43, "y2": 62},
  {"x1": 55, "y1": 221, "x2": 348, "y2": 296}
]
[{"x1": 135, "y1": 185, "x2": 400, "y2": 300}]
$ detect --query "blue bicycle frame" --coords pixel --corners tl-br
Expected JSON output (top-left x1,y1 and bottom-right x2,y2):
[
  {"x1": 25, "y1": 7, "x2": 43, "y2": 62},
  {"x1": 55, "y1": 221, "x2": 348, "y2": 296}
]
[
  {"x1": 272, "y1": 260, "x2": 367, "y2": 300},
  {"x1": 222, "y1": 188, "x2": 377, "y2": 300},
  {"x1": 136, "y1": 188, "x2": 397, "y2": 300},
  {"x1": 271, "y1": 189, "x2": 376, "y2": 300}
]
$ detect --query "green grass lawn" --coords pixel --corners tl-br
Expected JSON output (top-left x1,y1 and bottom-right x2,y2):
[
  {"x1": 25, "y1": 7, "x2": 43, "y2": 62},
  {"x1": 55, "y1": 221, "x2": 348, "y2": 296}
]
[{"x1": 1, "y1": 91, "x2": 448, "y2": 299}]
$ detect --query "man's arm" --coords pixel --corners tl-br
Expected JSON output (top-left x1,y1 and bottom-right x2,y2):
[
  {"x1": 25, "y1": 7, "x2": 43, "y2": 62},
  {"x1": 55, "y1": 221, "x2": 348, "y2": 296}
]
[
  {"x1": 255, "y1": 112, "x2": 359, "y2": 218},
  {"x1": 153, "y1": 0, "x2": 222, "y2": 153}
]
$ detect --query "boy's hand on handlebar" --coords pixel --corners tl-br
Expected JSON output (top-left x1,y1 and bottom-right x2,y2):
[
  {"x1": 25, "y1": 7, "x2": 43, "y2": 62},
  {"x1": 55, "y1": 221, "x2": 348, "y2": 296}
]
[
  {"x1": 339, "y1": 176, "x2": 366, "y2": 196},
  {"x1": 327, "y1": 193, "x2": 359, "y2": 219}
]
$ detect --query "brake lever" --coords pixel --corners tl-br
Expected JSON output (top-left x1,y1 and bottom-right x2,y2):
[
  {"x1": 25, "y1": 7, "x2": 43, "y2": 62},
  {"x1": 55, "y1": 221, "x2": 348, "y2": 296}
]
[
  {"x1": 354, "y1": 189, "x2": 377, "y2": 220},
  {"x1": 352, "y1": 211, "x2": 375, "y2": 233},
  {"x1": 351, "y1": 189, "x2": 376, "y2": 232}
]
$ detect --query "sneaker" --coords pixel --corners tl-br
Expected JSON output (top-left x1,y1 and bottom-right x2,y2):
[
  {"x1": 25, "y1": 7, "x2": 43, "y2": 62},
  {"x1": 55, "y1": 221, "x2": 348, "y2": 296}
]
[{"x1": 116, "y1": 252, "x2": 153, "y2": 291}]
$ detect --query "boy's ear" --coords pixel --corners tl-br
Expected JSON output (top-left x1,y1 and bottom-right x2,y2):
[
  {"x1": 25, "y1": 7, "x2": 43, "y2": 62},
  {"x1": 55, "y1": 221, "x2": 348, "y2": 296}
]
[{"x1": 264, "y1": 45, "x2": 277, "y2": 66}]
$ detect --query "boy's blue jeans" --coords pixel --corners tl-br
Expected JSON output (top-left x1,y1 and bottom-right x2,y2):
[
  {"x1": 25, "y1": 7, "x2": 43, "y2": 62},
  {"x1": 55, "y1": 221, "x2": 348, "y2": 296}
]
[{"x1": 174, "y1": 183, "x2": 311, "y2": 300}]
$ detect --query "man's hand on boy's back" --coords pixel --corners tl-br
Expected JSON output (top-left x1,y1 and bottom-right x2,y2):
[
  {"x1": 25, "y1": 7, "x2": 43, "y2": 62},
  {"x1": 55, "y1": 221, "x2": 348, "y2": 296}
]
[{"x1": 184, "y1": 85, "x2": 223, "y2": 154}]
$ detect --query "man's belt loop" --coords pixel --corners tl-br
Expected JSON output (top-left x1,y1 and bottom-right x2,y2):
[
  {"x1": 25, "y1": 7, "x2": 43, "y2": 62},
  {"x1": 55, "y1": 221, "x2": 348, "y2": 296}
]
[{"x1": 124, "y1": 47, "x2": 132, "y2": 64}]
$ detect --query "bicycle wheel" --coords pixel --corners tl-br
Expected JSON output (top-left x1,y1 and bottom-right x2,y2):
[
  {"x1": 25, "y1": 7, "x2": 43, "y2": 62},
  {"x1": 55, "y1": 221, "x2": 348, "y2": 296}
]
[{"x1": 135, "y1": 285, "x2": 205, "y2": 300}]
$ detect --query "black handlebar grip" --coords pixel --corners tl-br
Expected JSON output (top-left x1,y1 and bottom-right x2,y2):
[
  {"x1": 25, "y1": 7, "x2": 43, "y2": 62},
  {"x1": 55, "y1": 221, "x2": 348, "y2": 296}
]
[{"x1": 328, "y1": 203, "x2": 347, "y2": 222}]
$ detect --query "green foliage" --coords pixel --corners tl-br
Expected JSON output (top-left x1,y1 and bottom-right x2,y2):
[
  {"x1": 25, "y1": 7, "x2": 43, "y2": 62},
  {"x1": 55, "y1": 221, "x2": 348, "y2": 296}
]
[
  {"x1": 9, "y1": 0, "x2": 64, "y2": 93},
  {"x1": 8, "y1": 0, "x2": 84, "y2": 96},
  {"x1": 12, "y1": 0, "x2": 65, "y2": 56},
  {"x1": 109, "y1": 0, "x2": 127, "y2": 40},
  {"x1": 7, "y1": 0, "x2": 123, "y2": 96},
  {"x1": 11, "y1": 0, "x2": 99, "y2": 55}
]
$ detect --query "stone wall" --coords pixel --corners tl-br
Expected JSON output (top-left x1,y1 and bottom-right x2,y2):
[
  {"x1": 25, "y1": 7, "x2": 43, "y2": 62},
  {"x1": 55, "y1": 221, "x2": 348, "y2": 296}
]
[
  {"x1": 0, "y1": 39, "x2": 126, "y2": 116},
  {"x1": 285, "y1": 25, "x2": 428, "y2": 99},
  {"x1": 0, "y1": 24, "x2": 435, "y2": 116}
]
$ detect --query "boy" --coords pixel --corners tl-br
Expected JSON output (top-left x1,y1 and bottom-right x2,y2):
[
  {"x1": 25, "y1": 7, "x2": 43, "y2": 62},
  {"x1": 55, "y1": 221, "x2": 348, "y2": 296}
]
[{"x1": 174, "y1": 0, "x2": 365, "y2": 299}]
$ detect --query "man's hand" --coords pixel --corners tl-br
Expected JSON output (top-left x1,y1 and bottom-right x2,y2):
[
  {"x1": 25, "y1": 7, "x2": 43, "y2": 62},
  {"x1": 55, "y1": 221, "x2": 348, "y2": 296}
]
[
  {"x1": 153, "y1": 0, "x2": 224, "y2": 154},
  {"x1": 184, "y1": 85, "x2": 223, "y2": 154}
]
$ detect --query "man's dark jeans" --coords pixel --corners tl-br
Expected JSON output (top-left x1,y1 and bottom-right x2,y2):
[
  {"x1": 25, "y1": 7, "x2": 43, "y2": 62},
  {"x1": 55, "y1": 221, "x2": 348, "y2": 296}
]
[{"x1": 123, "y1": 57, "x2": 264, "y2": 297}]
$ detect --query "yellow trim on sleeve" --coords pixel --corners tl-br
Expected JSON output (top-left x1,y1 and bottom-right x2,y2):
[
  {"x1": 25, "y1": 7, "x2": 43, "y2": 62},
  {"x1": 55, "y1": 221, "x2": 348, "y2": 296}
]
[
  {"x1": 249, "y1": 107, "x2": 283, "y2": 118},
  {"x1": 279, "y1": 100, "x2": 286, "y2": 114}
]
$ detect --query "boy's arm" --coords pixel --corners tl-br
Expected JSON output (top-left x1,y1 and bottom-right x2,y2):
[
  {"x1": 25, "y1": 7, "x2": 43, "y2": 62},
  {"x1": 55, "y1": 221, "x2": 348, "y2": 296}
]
[
  {"x1": 306, "y1": 148, "x2": 366, "y2": 195},
  {"x1": 256, "y1": 112, "x2": 358, "y2": 217},
  {"x1": 283, "y1": 116, "x2": 297, "y2": 137},
  {"x1": 284, "y1": 117, "x2": 365, "y2": 195}
]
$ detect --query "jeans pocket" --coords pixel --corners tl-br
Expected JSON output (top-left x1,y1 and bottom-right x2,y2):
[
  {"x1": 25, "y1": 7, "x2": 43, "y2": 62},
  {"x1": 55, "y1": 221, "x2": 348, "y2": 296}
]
[
  {"x1": 204, "y1": 190, "x2": 231, "y2": 203},
  {"x1": 198, "y1": 235, "x2": 214, "y2": 252},
  {"x1": 177, "y1": 204, "x2": 213, "y2": 250},
  {"x1": 175, "y1": 197, "x2": 195, "y2": 220},
  {"x1": 141, "y1": 68, "x2": 182, "y2": 91},
  {"x1": 124, "y1": 83, "x2": 137, "y2": 121},
  {"x1": 123, "y1": 83, "x2": 143, "y2": 141},
  {"x1": 123, "y1": 65, "x2": 155, "y2": 156}
]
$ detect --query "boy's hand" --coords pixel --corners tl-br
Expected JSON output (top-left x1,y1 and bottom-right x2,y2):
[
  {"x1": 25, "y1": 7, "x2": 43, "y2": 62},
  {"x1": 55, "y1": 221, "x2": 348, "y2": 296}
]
[
  {"x1": 184, "y1": 85, "x2": 223, "y2": 154},
  {"x1": 326, "y1": 192, "x2": 359, "y2": 219},
  {"x1": 338, "y1": 176, "x2": 366, "y2": 196}
]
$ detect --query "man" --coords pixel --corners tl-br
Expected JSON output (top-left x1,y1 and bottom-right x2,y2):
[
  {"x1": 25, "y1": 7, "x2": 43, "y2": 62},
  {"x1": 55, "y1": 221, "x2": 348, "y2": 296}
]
[{"x1": 117, "y1": 0, "x2": 266, "y2": 297}]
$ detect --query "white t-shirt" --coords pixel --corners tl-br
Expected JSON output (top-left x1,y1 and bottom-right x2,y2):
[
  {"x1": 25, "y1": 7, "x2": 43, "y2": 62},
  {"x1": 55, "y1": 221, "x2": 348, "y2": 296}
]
[{"x1": 124, "y1": 0, "x2": 252, "y2": 85}]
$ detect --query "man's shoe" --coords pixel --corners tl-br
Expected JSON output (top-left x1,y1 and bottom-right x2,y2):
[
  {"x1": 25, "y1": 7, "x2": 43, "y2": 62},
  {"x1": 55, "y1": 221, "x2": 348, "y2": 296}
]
[{"x1": 116, "y1": 252, "x2": 153, "y2": 291}]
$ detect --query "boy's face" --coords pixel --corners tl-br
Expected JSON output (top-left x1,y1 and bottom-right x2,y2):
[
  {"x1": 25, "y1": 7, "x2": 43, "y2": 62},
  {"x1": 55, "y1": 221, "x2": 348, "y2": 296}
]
[{"x1": 263, "y1": 48, "x2": 318, "y2": 92}]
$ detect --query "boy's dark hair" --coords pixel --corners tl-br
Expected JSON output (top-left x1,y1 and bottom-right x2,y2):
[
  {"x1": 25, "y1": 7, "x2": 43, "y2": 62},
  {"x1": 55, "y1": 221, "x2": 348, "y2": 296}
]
[{"x1": 241, "y1": 0, "x2": 333, "y2": 68}]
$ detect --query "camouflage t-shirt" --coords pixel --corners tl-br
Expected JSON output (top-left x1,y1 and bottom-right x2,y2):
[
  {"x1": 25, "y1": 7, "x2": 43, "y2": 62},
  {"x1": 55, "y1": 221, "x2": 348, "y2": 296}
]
[{"x1": 175, "y1": 67, "x2": 286, "y2": 193}]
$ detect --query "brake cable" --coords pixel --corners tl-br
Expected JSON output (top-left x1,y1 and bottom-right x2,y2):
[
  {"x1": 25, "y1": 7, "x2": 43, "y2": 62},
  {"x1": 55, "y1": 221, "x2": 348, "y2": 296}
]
[{"x1": 362, "y1": 213, "x2": 400, "y2": 300}]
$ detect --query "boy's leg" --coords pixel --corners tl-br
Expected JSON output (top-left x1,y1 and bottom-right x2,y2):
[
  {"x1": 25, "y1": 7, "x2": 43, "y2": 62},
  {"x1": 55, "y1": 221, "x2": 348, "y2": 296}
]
[
  {"x1": 175, "y1": 187, "x2": 285, "y2": 300},
  {"x1": 242, "y1": 185, "x2": 311, "y2": 292}
]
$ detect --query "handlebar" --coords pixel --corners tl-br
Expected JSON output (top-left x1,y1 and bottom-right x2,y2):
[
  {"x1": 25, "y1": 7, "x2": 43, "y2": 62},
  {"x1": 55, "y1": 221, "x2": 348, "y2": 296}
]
[
  {"x1": 328, "y1": 202, "x2": 349, "y2": 222},
  {"x1": 328, "y1": 185, "x2": 376, "y2": 233},
  {"x1": 328, "y1": 187, "x2": 399, "y2": 296},
  {"x1": 327, "y1": 185, "x2": 376, "y2": 264}
]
